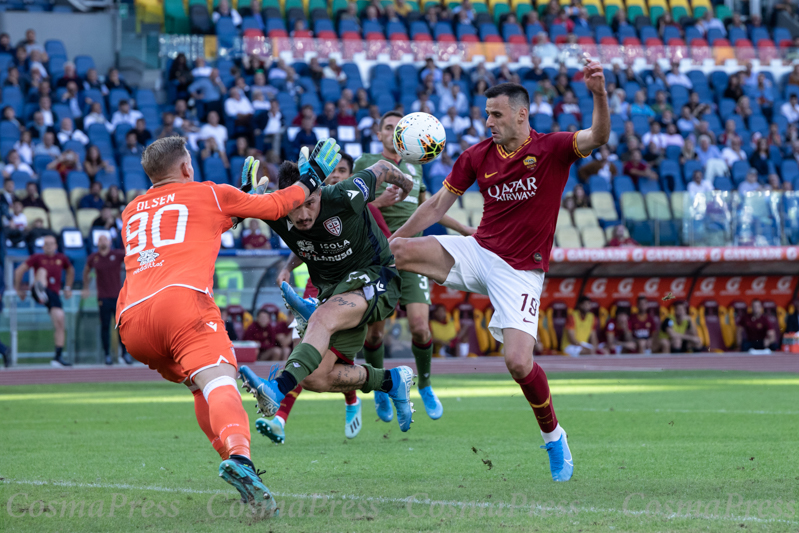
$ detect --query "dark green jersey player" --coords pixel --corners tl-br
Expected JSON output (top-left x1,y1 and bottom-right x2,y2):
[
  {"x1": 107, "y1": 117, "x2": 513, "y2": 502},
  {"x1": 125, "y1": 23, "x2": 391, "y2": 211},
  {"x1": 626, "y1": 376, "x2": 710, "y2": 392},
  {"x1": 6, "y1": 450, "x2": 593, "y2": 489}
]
[
  {"x1": 240, "y1": 143, "x2": 420, "y2": 437},
  {"x1": 355, "y1": 112, "x2": 474, "y2": 426}
]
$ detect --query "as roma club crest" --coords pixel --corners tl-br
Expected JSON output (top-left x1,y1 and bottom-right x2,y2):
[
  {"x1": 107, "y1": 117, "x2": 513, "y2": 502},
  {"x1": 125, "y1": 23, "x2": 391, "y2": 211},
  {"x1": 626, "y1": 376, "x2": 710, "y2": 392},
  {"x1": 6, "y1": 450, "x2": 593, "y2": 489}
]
[
  {"x1": 524, "y1": 156, "x2": 537, "y2": 171},
  {"x1": 324, "y1": 216, "x2": 342, "y2": 236}
]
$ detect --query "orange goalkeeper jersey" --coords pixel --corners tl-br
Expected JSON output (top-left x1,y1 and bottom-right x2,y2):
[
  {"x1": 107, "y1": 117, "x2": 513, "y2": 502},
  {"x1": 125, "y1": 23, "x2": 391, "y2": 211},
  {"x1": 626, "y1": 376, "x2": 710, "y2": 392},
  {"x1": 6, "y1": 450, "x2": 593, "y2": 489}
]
[{"x1": 116, "y1": 181, "x2": 305, "y2": 323}]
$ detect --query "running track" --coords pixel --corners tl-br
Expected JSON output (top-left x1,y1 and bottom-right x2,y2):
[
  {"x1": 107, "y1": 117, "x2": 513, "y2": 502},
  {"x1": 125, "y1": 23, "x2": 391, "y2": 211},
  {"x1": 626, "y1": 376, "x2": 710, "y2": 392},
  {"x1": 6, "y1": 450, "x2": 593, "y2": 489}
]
[{"x1": 1, "y1": 353, "x2": 798, "y2": 386}]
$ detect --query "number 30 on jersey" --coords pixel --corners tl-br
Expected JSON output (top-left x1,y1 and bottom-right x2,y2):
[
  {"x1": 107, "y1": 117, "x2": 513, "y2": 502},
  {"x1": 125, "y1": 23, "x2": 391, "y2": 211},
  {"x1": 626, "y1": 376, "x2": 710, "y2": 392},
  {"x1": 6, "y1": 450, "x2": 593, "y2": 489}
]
[{"x1": 126, "y1": 204, "x2": 189, "y2": 255}]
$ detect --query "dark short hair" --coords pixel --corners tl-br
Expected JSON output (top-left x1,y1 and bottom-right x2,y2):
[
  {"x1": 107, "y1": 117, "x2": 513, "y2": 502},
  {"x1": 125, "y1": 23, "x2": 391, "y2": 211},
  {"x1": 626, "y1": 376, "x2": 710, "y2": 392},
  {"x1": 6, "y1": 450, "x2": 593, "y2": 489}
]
[
  {"x1": 485, "y1": 83, "x2": 530, "y2": 110},
  {"x1": 379, "y1": 110, "x2": 403, "y2": 129},
  {"x1": 339, "y1": 152, "x2": 354, "y2": 173},
  {"x1": 577, "y1": 296, "x2": 591, "y2": 305},
  {"x1": 278, "y1": 161, "x2": 300, "y2": 190}
]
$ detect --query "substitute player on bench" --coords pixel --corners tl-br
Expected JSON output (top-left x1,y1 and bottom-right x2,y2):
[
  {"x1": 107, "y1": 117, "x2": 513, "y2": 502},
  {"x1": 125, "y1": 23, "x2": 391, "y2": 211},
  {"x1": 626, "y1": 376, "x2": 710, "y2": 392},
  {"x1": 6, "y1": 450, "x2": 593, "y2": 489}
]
[
  {"x1": 115, "y1": 137, "x2": 318, "y2": 514},
  {"x1": 388, "y1": 58, "x2": 610, "y2": 482}
]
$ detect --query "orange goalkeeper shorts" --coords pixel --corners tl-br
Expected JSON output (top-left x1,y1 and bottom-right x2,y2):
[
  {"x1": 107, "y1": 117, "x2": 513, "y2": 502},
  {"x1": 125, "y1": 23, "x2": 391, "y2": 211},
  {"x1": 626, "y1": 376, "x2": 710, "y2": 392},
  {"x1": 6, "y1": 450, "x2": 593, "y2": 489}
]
[{"x1": 119, "y1": 287, "x2": 237, "y2": 384}]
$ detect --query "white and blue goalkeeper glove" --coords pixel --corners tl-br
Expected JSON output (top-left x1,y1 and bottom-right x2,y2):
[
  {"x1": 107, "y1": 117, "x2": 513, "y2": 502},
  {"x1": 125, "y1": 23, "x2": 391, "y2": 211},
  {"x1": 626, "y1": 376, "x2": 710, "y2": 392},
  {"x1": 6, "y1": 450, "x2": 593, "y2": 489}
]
[{"x1": 298, "y1": 138, "x2": 341, "y2": 193}]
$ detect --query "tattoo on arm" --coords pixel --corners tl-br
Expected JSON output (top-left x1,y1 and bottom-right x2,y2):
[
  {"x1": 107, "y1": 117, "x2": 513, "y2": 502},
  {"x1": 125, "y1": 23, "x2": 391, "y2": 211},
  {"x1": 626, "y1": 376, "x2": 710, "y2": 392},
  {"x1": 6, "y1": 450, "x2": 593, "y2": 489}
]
[{"x1": 371, "y1": 160, "x2": 413, "y2": 195}]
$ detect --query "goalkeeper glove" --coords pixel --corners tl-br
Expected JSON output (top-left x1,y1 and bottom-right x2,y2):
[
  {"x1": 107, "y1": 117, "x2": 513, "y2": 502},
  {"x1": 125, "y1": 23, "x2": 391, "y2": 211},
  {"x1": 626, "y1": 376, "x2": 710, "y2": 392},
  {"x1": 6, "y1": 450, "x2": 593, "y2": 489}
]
[
  {"x1": 297, "y1": 138, "x2": 342, "y2": 193},
  {"x1": 239, "y1": 156, "x2": 260, "y2": 194}
]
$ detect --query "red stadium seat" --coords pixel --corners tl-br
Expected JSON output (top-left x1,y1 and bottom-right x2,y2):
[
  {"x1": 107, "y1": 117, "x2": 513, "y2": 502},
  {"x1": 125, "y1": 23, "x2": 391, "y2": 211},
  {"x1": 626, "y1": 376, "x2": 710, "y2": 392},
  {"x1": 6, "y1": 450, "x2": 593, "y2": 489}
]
[
  {"x1": 600, "y1": 36, "x2": 619, "y2": 45},
  {"x1": 293, "y1": 30, "x2": 312, "y2": 38},
  {"x1": 437, "y1": 33, "x2": 457, "y2": 42},
  {"x1": 622, "y1": 37, "x2": 641, "y2": 46},
  {"x1": 554, "y1": 34, "x2": 569, "y2": 44},
  {"x1": 268, "y1": 29, "x2": 288, "y2": 38},
  {"x1": 461, "y1": 34, "x2": 480, "y2": 42},
  {"x1": 666, "y1": 37, "x2": 685, "y2": 46},
  {"x1": 508, "y1": 34, "x2": 526, "y2": 44},
  {"x1": 577, "y1": 36, "x2": 595, "y2": 45},
  {"x1": 317, "y1": 30, "x2": 337, "y2": 39},
  {"x1": 645, "y1": 37, "x2": 663, "y2": 46},
  {"x1": 413, "y1": 33, "x2": 433, "y2": 41},
  {"x1": 484, "y1": 35, "x2": 503, "y2": 43},
  {"x1": 243, "y1": 29, "x2": 264, "y2": 37}
]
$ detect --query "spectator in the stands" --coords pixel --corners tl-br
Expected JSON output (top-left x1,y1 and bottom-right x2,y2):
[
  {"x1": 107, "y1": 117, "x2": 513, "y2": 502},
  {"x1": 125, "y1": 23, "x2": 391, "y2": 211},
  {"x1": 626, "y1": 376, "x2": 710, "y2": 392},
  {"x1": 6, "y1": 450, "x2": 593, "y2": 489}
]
[
  {"x1": 213, "y1": 0, "x2": 242, "y2": 25},
  {"x1": 421, "y1": 58, "x2": 442, "y2": 84},
  {"x1": 571, "y1": 183, "x2": 590, "y2": 209},
  {"x1": 578, "y1": 145, "x2": 618, "y2": 185},
  {"x1": 696, "y1": 134, "x2": 721, "y2": 165},
  {"x1": 461, "y1": 126, "x2": 481, "y2": 145},
  {"x1": 721, "y1": 136, "x2": 746, "y2": 169},
  {"x1": 451, "y1": 0, "x2": 475, "y2": 21},
  {"x1": 200, "y1": 136, "x2": 229, "y2": 169},
  {"x1": 4, "y1": 66, "x2": 24, "y2": 93},
  {"x1": 606, "y1": 225, "x2": 638, "y2": 248},
  {"x1": 293, "y1": 115, "x2": 318, "y2": 153},
  {"x1": 6, "y1": 199, "x2": 28, "y2": 245},
  {"x1": 188, "y1": 68, "x2": 226, "y2": 116},
  {"x1": 105, "y1": 185, "x2": 126, "y2": 210},
  {"x1": 651, "y1": 91, "x2": 672, "y2": 118},
  {"x1": 38, "y1": 96, "x2": 55, "y2": 127},
  {"x1": 753, "y1": 73, "x2": 775, "y2": 121},
  {"x1": 79, "y1": 181, "x2": 106, "y2": 210},
  {"x1": 608, "y1": 88, "x2": 629, "y2": 120},
  {"x1": 524, "y1": 57, "x2": 547, "y2": 82},
  {"x1": 155, "y1": 112, "x2": 183, "y2": 139},
  {"x1": 666, "y1": 61, "x2": 692, "y2": 89},
  {"x1": 561, "y1": 296, "x2": 599, "y2": 357},
  {"x1": 440, "y1": 106, "x2": 469, "y2": 136},
  {"x1": 697, "y1": 9, "x2": 726, "y2": 36},
  {"x1": 60, "y1": 81, "x2": 83, "y2": 123},
  {"x1": 658, "y1": 11, "x2": 681, "y2": 39},
  {"x1": 1, "y1": 178, "x2": 14, "y2": 212},
  {"x1": 322, "y1": 58, "x2": 347, "y2": 84},
  {"x1": 242, "y1": 219, "x2": 270, "y2": 249},
  {"x1": 629, "y1": 296, "x2": 656, "y2": 353},
  {"x1": 737, "y1": 299, "x2": 779, "y2": 352},
  {"x1": 439, "y1": 83, "x2": 468, "y2": 116},
  {"x1": 718, "y1": 118, "x2": 739, "y2": 147},
  {"x1": 604, "y1": 309, "x2": 637, "y2": 354},
  {"x1": 13, "y1": 130, "x2": 34, "y2": 164},
  {"x1": 21, "y1": 182, "x2": 47, "y2": 211},
  {"x1": 553, "y1": 74, "x2": 571, "y2": 98},
  {"x1": 105, "y1": 68, "x2": 131, "y2": 95},
  {"x1": 83, "y1": 145, "x2": 115, "y2": 181},
  {"x1": 91, "y1": 206, "x2": 121, "y2": 241},
  {"x1": 738, "y1": 168, "x2": 765, "y2": 194},
  {"x1": 119, "y1": 130, "x2": 144, "y2": 156},
  {"x1": 724, "y1": 73, "x2": 744, "y2": 101},
  {"x1": 749, "y1": 137, "x2": 772, "y2": 177},
  {"x1": 553, "y1": 90, "x2": 582, "y2": 122},
  {"x1": 766, "y1": 173, "x2": 786, "y2": 191},
  {"x1": 224, "y1": 87, "x2": 254, "y2": 129},
  {"x1": 83, "y1": 68, "x2": 103, "y2": 92},
  {"x1": 677, "y1": 105, "x2": 699, "y2": 136},
  {"x1": 134, "y1": 117, "x2": 152, "y2": 146},
  {"x1": 687, "y1": 169, "x2": 713, "y2": 197},
  {"x1": 244, "y1": 309, "x2": 287, "y2": 361},
  {"x1": 781, "y1": 94, "x2": 799, "y2": 124},
  {"x1": 198, "y1": 110, "x2": 228, "y2": 152},
  {"x1": 317, "y1": 102, "x2": 339, "y2": 130},
  {"x1": 57, "y1": 118, "x2": 89, "y2": 146},
  {"x1": 535, "y1": 78, "x2": 557, "y2": 103},
  {"x1": 641, "y1": 121, "x2": 667, "y2": 150},
  {"x1": 84, "y1": 102, "x2": 113, "y2": 132},
  {"x1": 111, "y1": 100, "x2": 144, "y2": 130},
  {"x1": 0, "y1": 33, "x2": 10, "y2": 54},
  {"x1": 2, "y1": 149, "x2": 34, "y2": 179},
  {"x1": 468, "y1": 106, "x2": 486, "y2": 138},
  {"x1": 47, "y1": 149, "x2": 80, "y2": 181},
  {"x1": 623, "y1": 149, "x2": 658, "y2": 185},
  {"x1": 788, "y1": 65, "x2": 799, "y2": 88},
  {"x1": 686, "y1": 91, "x2": 712, "y2": 118},
  {"x1": 34, "y1": 131, "x2": 61, "y2": 158},
  {"x1": 191, "y1": 57, "x2": 212, "y2": 79},
  {"x1": 18, "y1": 29, "x2": 44, "y2": 55},
  {"x1": 630, "y1": 90, "x2": 655, "y2": 118},
  {"x1": 411, "y1": 91, "x2": 435, "y2": 115},
  {"x1": 429, "y1": 151, "x2": 454, "y2": 182},
  {"x1": 56, "y1": 62, "x2": 79, "y2": 89},
  {"x1": 529, "y1": 92, "x2": 553, "y2": 116},
  {"x1": 533, "y1": 32, "x2": 558, "y2": 60},
  {"x1": 429, "y1": 304, "x2": 471, "y2": 357}
]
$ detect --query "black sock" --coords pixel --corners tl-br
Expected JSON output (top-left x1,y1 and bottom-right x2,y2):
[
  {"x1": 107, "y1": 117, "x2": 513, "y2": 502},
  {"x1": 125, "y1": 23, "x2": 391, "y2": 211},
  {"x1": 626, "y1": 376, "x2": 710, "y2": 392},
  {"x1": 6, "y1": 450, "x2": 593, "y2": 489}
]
[
  {"x1": 55, "y1": 346, "x2": 63, "y2": 360},
  {"x1": 381, "y1": 371, "x2": 393, "y2": 393},
  {"x1": 229, "y1": 454, "x2": 253, "y2": 469},
  {"x1": 276, "y1": 372, "x2": 298, "y2": 395}
]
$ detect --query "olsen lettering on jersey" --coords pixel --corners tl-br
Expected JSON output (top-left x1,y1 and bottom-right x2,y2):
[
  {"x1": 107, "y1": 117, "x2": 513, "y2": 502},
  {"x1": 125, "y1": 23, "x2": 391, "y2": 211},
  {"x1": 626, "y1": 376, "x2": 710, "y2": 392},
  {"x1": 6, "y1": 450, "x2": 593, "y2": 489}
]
[{"x1": 136, "y1": 193, "x2": 177, "y2": 211}]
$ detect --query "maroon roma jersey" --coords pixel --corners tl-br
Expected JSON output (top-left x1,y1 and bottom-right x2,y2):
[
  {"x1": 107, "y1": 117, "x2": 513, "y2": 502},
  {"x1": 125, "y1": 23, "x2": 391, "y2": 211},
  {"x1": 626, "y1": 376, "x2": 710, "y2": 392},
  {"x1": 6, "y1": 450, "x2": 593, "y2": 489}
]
[
  {"x1": 25, "y1": 253, "x2": 72, "y2": 292},
  {"x1": 443, "y1": 130, "x2": 587, "y2": 271},
  {"x1": 86, "y1": 250, "x2": 124, "y2": 299}
]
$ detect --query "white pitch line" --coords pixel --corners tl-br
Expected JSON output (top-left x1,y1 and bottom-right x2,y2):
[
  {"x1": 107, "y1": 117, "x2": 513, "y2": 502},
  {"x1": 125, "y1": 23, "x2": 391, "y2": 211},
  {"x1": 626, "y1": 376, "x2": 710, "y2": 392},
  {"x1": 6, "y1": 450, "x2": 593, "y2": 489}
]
[
  {"x1": 562, "y1": 407, "x2": 799, "y2": 415},
  {"x1": 2, "y1": 478, "x2": 795, "y2": 525}
]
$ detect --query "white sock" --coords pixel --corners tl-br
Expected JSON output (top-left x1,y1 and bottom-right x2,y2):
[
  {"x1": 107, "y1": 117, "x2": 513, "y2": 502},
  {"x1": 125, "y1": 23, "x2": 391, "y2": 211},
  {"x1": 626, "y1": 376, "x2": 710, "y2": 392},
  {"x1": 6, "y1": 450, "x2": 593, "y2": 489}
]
[
  {"x1": 541, "y1": 424, "x2": 564, "y2": 444},
  {"x1": 274, "y1": 415, "x2": 286, "y2": 427}
]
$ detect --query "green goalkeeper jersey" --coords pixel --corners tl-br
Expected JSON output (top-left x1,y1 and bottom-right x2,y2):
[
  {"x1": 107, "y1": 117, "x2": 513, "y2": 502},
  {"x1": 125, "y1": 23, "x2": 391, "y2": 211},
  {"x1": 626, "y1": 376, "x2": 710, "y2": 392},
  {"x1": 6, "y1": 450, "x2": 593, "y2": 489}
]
[
  {"x1": 264, "y1": 170, "x2": 394, "y2": 299},
  {"x1": 352, "y1": 153, "x2": 425, "y2": 233}
]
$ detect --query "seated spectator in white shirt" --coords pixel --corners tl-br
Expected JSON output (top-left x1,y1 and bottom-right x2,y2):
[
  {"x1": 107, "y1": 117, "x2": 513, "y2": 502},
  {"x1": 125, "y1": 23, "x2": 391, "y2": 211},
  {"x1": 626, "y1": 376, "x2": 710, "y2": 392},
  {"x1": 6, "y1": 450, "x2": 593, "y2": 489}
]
[
  {"x1": 411, "y1": 92, "x2": 436, "y2": 115},
  {"x1": 57, "y1": 117, "x2": 89, "y2": 146},
  {"x1": 738, "y1": 169, "x2": 765, "y2": 194},
  {"x1": 251, "y1": 91, "x2": 271, "y2": 112},
  {"x1": 212, "y1": 0, "x2": 242, "y2": 26},
  {"x1": 468, "y1": 106, "x2": 486, "y2": 137},
  {"x1": 2, "y1": 149, "x2": 34, "y2": 178},
  {"x1": 663, "y1": 123, "x2": 685, "y2": 147},
  {"x1": 439, "y1": 106, "x2": 470, "y2": 136},
  {"x1": 687, "y1": 170, "x2": 714, "y2": 196},
  {"x1": 38, "y1": 96, "x2": 55, "y2": 127},
  {"x1": 641, "y1": 122, "x2": 668, "y2": 150},
  {"x1": 697, "y1": 10, "x2": 726, "y2": 36},
  {"x1": 666, "y1": 61, "x2": 693, "y2": 89},
  {"x1": 191, "y1": 57, "x2": 213, "y2": 79},
  {"x1": 322, "y1": 58, "x2": 347, "y2": 84},
  {"x1": 533, "y1": 33, "x2": 559, "y2": 60},
  {"x1": 781, "y1": 94, "x2": 799, "y2": 124},
  {"x1": 198, "y1": 110, "x2": 228, "y2": 151},
  {"x1": 461, "y1": 126, "x2": 481, "y2": 146},
  {"x1": 111, "y1": 100, "x2": 144, "y2": 130},
  {"x1": 721, "y1": 136, "x2": 747, "y2": 168},
  {"x1": 529, "y1": 92, "x2": 553, "y2": 116},
  {"x1": 224, "y1": 87, "x2": 255, "y2": 119},
  {"x1": 33, "y1": 131, "x2": 61, "y2": 158},
  {"x1": 250, "y1": 71, "x2": 276, "y2": 100},
  {"x1": 439, "y1": 84, "x2": 469, "y2": 116},
  {"x1": 13, "y1": 130, "x2": 34, "y2": 164},
  {"x1": 83, "y1": 102, "x2": 114, "y2": 132}
]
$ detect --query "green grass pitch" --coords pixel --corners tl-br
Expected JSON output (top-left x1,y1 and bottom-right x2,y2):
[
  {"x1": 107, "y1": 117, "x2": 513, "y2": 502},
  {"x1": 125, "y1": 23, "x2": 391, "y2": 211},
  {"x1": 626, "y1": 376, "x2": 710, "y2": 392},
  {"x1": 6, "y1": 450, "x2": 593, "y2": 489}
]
[{"x1": 1, "y1": 371, "x2": 798, "y2": 532}]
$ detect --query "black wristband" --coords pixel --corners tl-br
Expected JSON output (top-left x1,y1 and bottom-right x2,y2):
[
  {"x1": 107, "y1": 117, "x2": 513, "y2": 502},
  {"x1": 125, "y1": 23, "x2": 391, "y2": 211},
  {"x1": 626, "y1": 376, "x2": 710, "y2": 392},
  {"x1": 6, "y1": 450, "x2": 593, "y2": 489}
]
[{"x1": 298, "y1": 173, "x2": 319, "y2": 194}]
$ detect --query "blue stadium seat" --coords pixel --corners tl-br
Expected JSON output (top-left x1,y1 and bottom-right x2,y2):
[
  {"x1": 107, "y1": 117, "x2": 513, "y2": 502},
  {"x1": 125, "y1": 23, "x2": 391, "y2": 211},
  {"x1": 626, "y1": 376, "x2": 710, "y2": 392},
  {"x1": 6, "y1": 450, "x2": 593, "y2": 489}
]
[
  {"x1": 396, "y1": 64, "x2": 418, "y2": 90},
  {"x1": 66, "y1": 171, "x2": 90, "y2": 191},
  {"x1": 714, "y1": 175, "x2": 734, "y2": 191},
  {"x1": 122, "y1": 155, "x2": 143, "y2": 175},
  {"x1": 613, "y1": 175, "x2": 635, "y2": 201},
  {"x1": 95, "y1": 168, "x2": 120, "y2": 189},
  {"x1": 202, "y1": 158, "x2": 229, "y2": 185},
  {"x1": 87, "y1": 124, "x2": 112, "y2": 146},
  {"x1": 34, "y1": 155, "x2": 55, "y2": 176},
  {"x1": 242, "y1": 16, "x2": 264, "y2": 31},
  {"x1": 315, "y1": 19, "x2": 335, "y2": 33},
  {"x1": 62, "y1": 141, "x2": 86, "y2": 162},
  {"x1": 109, "y1": 88, "x2": 130, "y2": 112},
  {"x1": 588, "y1": 175, "x2": 610, "y2": 194},
  {"x1": 718, "y1": 98, "x2": 736, "y2": 119},
  {"x1": 748, "y1": 114, "x2": 768, "y2": 133},
  {"x1": 11, "y1": 170, "x2": 33, "y2": 190},
  {"x1": 532, "y1": 113, "x2": 552, "y2": 133},
  {"x1": 658, "y1": 220, "x2": 680, "y2": 245},
  {"x1": 631, "y1": 116, "x2": 650, "y2": 137},
  {"x1": 557, "y1": 113, "x2": 579, "y2": 130},
  {"x1": 0, "y1": 121, "x2": 20, "y2": 141},
  {"x1": 780, "y1": 160, "x2": 799, "y2": 180},
  {"x1": 299, "y1": 92, "x2": 322, "y2": 115},
  {"x1": 665, "y1": 145, "x2": 682, "y2": 161},
  {"x1": 216, "y1": 18, "x2": 238, "y2": 48},
  {"x1": 409, "y1": 21, "x2": 430, "y2": 38},
  {"x1": 683, "y1": 160, "x2": 703, "y2": 182},
  {"x1": 638, "y1": 178, "x2": 661, "y2": 195},
  {"x1": 629, "y1": 220, "x2": 654, "y2": 245},
  {"x1": 48, "y1": 56, "x2": 66, "y2": 80},
  {"x1": 74, "y1": 55, "x2": 96, "y2": 78},
  {"x1": 123, "y1": 170, "x2": 149, "y2": 192},
  {"x1": 230, "y1": 156, "x2": 246, "y2": 186},
  {"x1": 731, "y1": 160, "x2": 751, "y2": 184},
  {"x1": 2, "y1": 87, "x2": 23, "y2": 117},
  {"x1": 135, "y1": 89, "x2": 158, "y2": 109},
  {"x1": 44, "y1": 39, "x2": 67, "y2": 59},
  {"x1": 386, "y1": 22, "x2": 407, "y2": 37},
  {"x1": 319, "y1": 78, "x2": 341, "y2": 103}
]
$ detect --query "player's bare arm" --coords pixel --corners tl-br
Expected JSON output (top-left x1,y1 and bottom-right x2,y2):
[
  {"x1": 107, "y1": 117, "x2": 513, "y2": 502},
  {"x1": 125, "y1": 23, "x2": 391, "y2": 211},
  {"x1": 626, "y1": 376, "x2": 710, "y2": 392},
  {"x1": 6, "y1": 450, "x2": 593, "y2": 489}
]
[
  {"x1": 368, "y1": 160, "x2": 414, "y2": 199},
  {"x1": 390, "y1": 187, "x2": 460, "y2": 241},
  {"x1": 276, "y1": 252, "x2": 305, "y2": 286},
  {"x1": 575, "y1": 56, "x2": 610, "y2": 156}
]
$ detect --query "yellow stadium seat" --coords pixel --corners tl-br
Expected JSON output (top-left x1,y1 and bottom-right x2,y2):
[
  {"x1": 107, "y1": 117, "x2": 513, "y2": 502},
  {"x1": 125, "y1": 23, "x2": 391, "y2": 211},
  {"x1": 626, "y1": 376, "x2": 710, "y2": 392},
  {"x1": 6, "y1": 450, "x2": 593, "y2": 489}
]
[
  {"x1": 590, "y1": 192, "x2": 618, "y2": 222},
  {"x1": 22, "y1": 207, "x2": 49, "y2": 228},
  {"x1": 718, "y1": 306, "x2": 737, "y2": 349},
  {"x1": 645, "y1": 192, "x2": 672, "y2": 220},
  {"x1": 581, "y1": 226, "x2": 606, "y2": 248},
  {"x1": 605, "y1": 224, "x2": 630, "y2": 241},
  {"x1": 49, "y1": 210, "x2": 76, "y2": 233},
  {"x1": 648, "y1": 0, "x2": 668, "y2": 7},
  {"x1": 446, "y1": 209, "x2": 471, "y2": 234},
  {"x1": 462, "y1": 191, "x2": 483, "y2": 211},
  {"x1": 670, "y1": 191, "x2": 686, "y2": 220},
  {"x1": 573, "y1": 207, "x2": 600, "y2": 229},
  {"x1": 555, "y1": 226, "x2": 582, "y2": 247},
  {"x1": 604, "y1": 0, "x2": 624, "y2": 7},
  {"x1": 70, "y1": 188, "x2": 88, "y2": 211},
  {"x1": 42, "y1": 189, "x2": 69, "y2": 211},
  {"x1": 626, "y1": 0, "x2": 648, "y2": 13},
  {"x1": 77, "y1": 208, "x2": 100, "y2": 237},
  {"x1": 556, "y1": 207, "x2": 573, "y2": 230},
  {"x1": 620, "y1": 192, "x2": 647, "y2": 222}
]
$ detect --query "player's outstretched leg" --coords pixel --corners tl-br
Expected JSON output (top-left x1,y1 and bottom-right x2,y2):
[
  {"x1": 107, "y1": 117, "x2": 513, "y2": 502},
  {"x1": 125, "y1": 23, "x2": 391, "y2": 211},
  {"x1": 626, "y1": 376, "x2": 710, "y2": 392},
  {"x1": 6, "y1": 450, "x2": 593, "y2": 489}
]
[
  {"x1": 280, "y1": 281, "x2": 318, "y2": 337},
  {"x1": 240, "y1": 364, "x2": 283, "y2": 417},
  {"x1": 412, "y1": 339, "x2": 443, "y2": 420},
  {"x1": 363, "y1": 338, "x2": 393, "y2": 423},
  {"x1": 219, "y1": 457, "x2": 277, "y2": 516},
  {"x1": 344, "y1": 395, "x2": 362, "y2": 438},
  {"x1": 255, "y1": 385, "x2": 302, "y2": 444}
]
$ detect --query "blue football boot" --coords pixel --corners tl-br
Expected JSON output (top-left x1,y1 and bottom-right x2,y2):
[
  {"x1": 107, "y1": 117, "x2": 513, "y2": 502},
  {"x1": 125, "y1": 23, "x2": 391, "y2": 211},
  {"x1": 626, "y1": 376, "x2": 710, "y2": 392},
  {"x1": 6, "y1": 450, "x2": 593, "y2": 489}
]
[
  {"x1": 540, "y1": 430, "x2": 574, "y2": 482},
  {"x1": 218, "y1": 456, "x2": 278, "y2": 516},
  {"x1": 418, "y1": 386, "x2": 443, "y2": 420},
  {"x1": 344, "y1": 398, "x2": 362, "y2": 439},
  {"x1": 240, "y1": 364, "x2": 284, "y2": 418},
  {"x1": 280, "y1": 281, "x2": 318, "y2": 337},
  {"x1": 255, "y1": 417, "x2": 285, "y2": 444},
  {"x1": 387, "y1": 366, "x2": 415, "y2": 432}
]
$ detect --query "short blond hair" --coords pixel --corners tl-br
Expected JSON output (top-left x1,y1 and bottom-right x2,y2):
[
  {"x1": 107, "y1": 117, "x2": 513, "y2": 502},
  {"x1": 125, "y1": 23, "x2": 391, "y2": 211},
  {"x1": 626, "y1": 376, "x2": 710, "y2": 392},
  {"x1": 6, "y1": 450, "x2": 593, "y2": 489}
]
[{"x1": 141, "y1": 137, "x2": 189, "y2": 182}]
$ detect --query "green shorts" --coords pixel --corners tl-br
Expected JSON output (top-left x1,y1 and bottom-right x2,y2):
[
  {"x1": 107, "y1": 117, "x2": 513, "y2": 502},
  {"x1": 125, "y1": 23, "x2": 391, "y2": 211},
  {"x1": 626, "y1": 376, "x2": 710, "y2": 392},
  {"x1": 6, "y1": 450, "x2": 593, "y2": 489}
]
[
  {"x1": 322, "y1": 265, "x2": 402, "y2": 361},
  {"x1": 399, "y1": 270, "x2": 432, "y2": 306}
]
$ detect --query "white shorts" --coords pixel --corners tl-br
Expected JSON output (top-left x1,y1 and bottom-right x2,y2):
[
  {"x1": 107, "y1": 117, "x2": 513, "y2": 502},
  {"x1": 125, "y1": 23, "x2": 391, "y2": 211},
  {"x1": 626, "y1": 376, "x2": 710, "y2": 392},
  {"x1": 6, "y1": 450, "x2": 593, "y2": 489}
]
[{"x1": 433, "y1": 235, "x2": 545, "y2": 343}]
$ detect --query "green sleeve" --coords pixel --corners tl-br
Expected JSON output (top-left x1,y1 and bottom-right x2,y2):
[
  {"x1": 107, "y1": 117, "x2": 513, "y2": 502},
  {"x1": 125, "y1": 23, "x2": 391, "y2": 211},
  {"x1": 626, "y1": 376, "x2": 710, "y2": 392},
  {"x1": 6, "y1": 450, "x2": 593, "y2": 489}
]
[
  {"x1": 352, "y1": 156, "x2": 369, "y2": 173},
  {"x1": 322, "y1": 169, "x2": 377, "y2": 215}
]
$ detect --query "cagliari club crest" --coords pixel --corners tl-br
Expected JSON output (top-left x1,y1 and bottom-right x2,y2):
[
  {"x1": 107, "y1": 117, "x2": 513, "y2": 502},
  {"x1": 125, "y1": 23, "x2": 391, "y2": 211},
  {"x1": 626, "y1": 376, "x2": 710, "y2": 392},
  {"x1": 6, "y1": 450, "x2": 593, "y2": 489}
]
[{"x1": 324, "y1": 216, "x2": 342, "y2": 236}]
